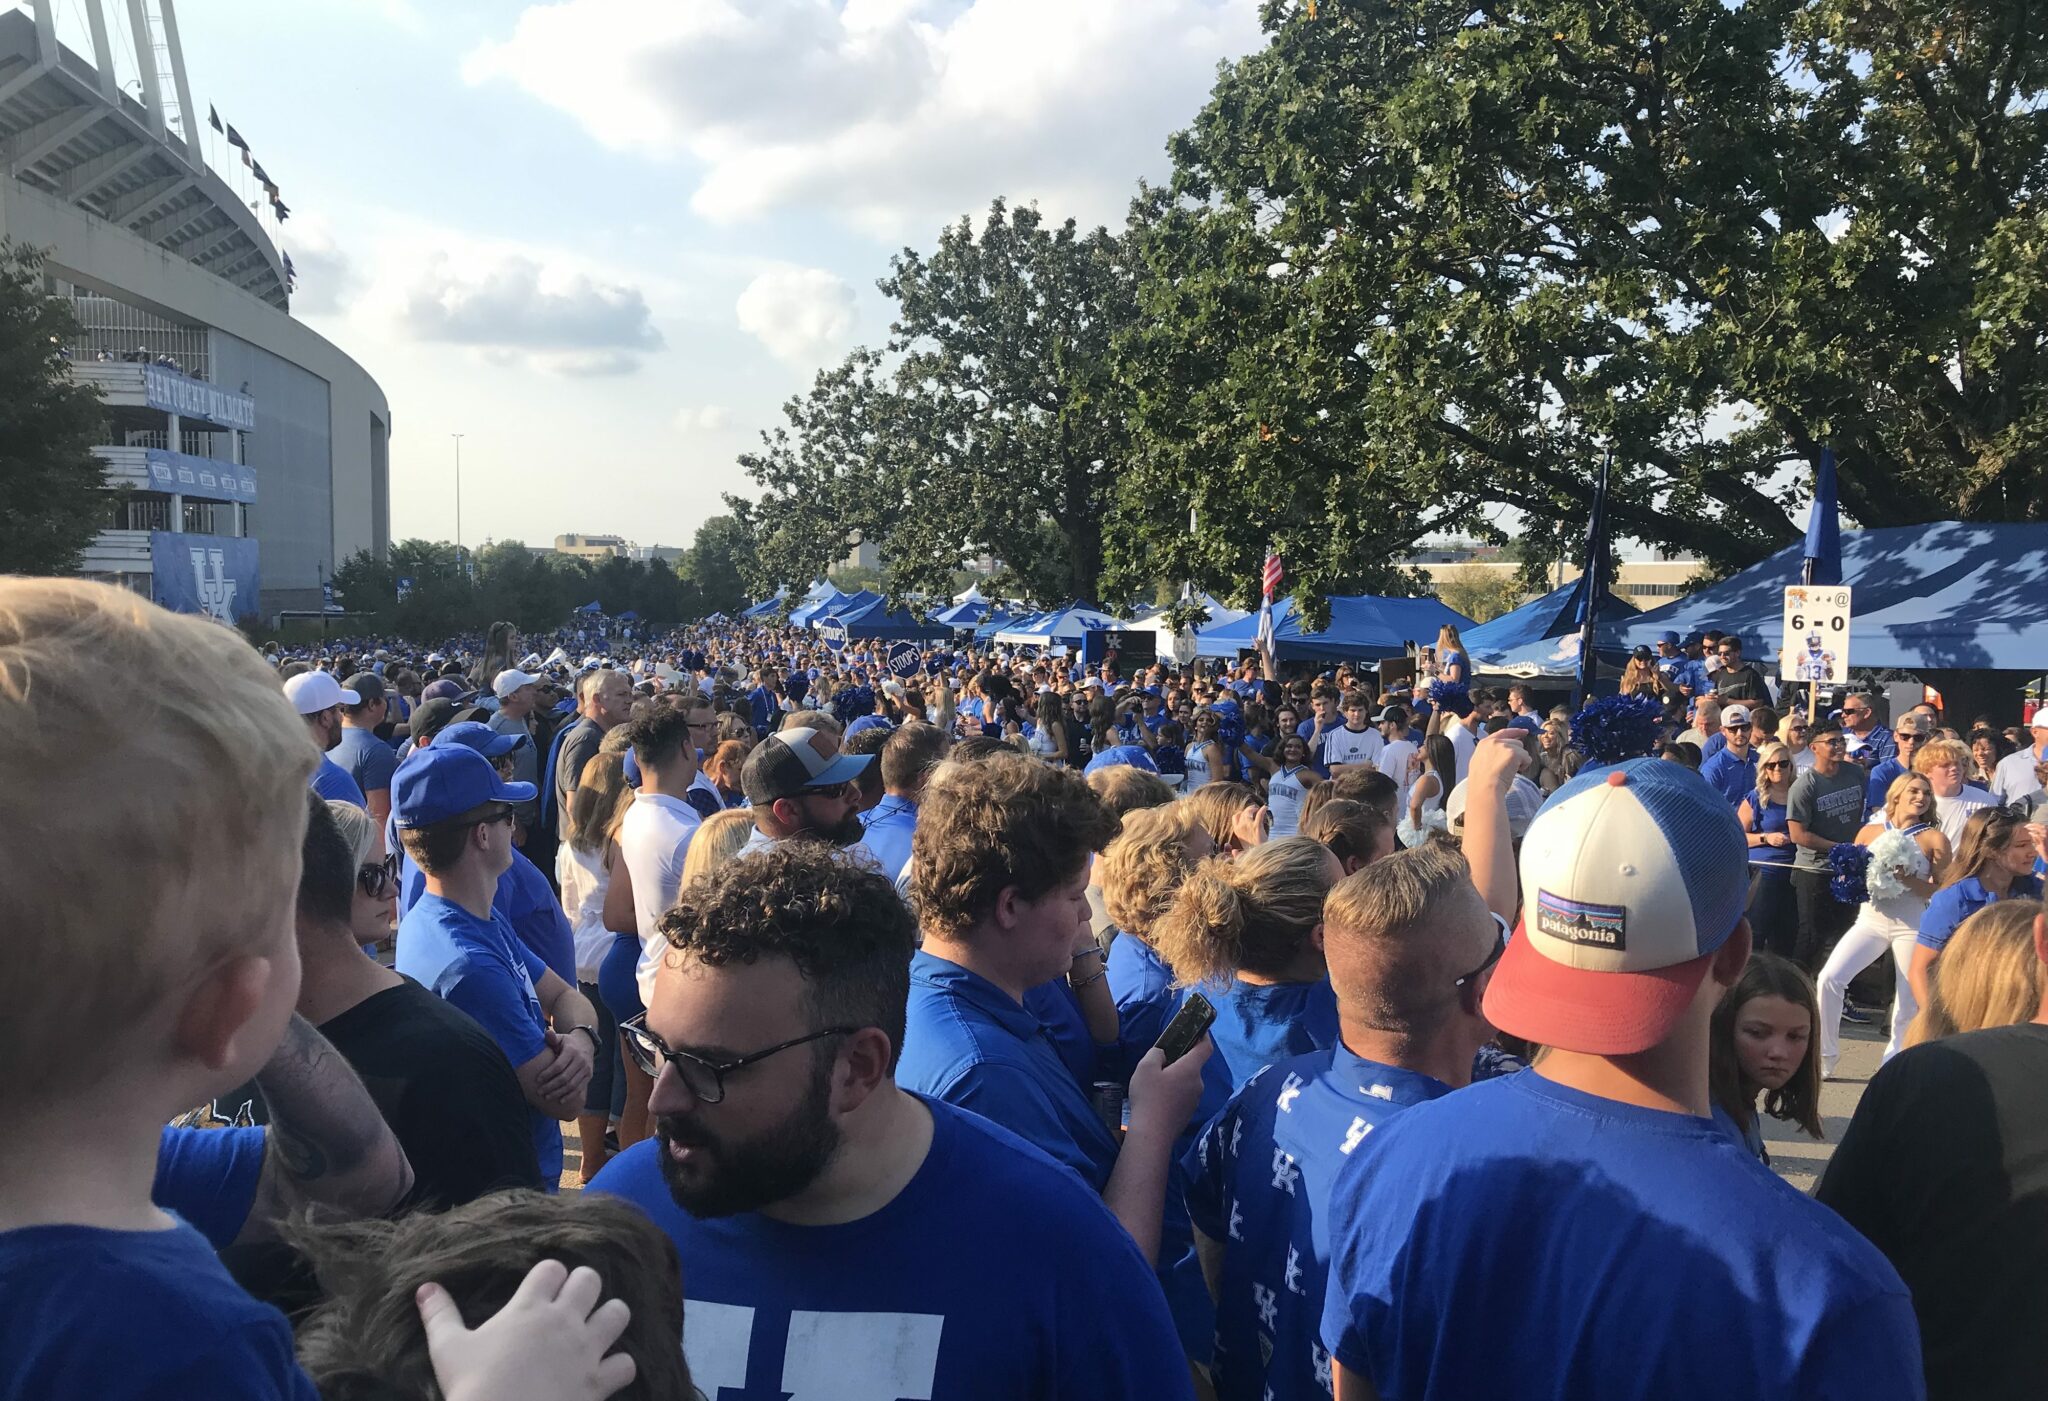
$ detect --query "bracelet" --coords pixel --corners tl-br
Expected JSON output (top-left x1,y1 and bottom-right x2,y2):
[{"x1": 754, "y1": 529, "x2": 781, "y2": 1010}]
[
  {"x1": 1071, "y1": 945, "x2": 1105, "y2": 965},
  {"x1": 1069, "y1": 967, "x2": 1108, "y2": 989}
]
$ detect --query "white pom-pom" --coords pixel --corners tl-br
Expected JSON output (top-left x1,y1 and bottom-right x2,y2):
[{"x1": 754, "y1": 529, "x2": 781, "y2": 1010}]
[{"x1": 1866, "y1": 827, "x2": 1931, "y2": 902}]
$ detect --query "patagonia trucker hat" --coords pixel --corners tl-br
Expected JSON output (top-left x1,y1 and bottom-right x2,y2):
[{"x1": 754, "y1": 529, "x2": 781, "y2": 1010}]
[
  {"x1": 392, "y1": 745, "x2": 536, "y2": 828},
  {"x1": 741, "y1": 726, "x2": 874, "y2": 806},
  {"x1": 1482, "y1": 757, "x2": 1748, "y2": 1055}
]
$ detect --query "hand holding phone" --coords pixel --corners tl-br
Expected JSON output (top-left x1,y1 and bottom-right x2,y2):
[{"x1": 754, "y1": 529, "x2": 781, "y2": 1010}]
[{"x1": 1153, "y1": 991, "x2": 1216, "y2": 1067}]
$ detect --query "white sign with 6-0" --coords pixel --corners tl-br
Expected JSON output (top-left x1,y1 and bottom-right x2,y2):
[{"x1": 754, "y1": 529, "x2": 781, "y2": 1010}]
[{"x1": 1781, "y1": 585, "x2": 1852, "y2": 683}]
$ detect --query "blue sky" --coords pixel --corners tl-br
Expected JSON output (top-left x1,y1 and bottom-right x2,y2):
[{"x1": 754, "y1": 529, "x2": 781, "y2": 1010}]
[{"x1": 136, "y1": 0, "x2": 1270, "y2": 551}]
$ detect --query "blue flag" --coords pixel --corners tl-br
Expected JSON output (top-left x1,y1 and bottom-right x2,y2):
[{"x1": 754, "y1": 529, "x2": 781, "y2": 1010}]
[
  {"x1": 1572, "y1": 449, "x2": 1612, "y2": 705},
  {"x1": 1803, "y1": 448, "x2": 1843, "y2": 586}
]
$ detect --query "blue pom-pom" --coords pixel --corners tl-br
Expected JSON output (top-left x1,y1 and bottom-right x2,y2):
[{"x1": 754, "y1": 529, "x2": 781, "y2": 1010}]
[
  {"x1": 1429, "y1": 677, "x2": 1472, "y2": 717},
  {"x1": 1828, "y1": 843, "x2": 1870, "y2": 904},
  {"x1": 1568, "y1": 694, "x2": 1664, "y2": 766}
]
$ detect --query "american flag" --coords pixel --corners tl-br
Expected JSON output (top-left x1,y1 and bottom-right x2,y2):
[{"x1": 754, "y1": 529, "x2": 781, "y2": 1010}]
[{"x1": 1257, "y1": 549, "x2": 1282, "y2": 652}]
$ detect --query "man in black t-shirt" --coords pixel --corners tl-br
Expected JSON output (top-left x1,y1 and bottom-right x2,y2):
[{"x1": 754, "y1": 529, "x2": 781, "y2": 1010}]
[
  {"x1": 1706, "y1": 634, "x2": 1772, "y2": 705},
  {"x1": 1819, "y1": 913, "x2": 2048, "y2": 1401},
  {"x1": 295, "y1": 794, "x2": 542, "y2": 1206}
]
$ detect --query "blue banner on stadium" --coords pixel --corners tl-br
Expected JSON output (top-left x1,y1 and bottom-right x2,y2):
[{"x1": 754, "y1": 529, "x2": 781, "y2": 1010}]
[
  {"x1": 151, "y1": 532, "x2": 261, "y2": 624},
  {"x1": 145, "y1": 448, "x2": 256, "y2": 504},
  {"x1": 143, "y1": 365, "x2": 257, "y2": 431}
]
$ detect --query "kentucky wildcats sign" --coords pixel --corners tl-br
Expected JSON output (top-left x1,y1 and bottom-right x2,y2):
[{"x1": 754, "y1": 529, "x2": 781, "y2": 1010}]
[{"x1": 151, "y1": 532, "x2": 260, "y2": 624}]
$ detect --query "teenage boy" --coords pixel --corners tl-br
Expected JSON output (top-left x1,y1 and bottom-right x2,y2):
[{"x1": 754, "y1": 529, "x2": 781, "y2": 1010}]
[
  {"x1": 1319, "y1": 690, "x2": 1387, "y2": 777},
  {"x1": 0, "y1": 580, "x2": 628, "y2": 1401},
  {"x1": 1319, "y1": 757, "x2": 1922, "y2": 1400}
]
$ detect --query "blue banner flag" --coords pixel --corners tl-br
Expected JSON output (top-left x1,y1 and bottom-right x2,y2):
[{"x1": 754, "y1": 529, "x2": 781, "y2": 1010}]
[
  {"x1": 1572, "y1": 449, "x2": 1613, "y2": 705},
  {"x1": 151, "y1": 532, "x2": 259, "y2": 624},
  {"x1": 1803, "y1": 448, "x2": 1843, "y2": 586}
]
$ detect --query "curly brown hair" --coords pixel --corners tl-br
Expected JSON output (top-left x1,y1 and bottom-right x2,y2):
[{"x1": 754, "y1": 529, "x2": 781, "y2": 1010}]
[
  {"x1": 1100, "y1": 805, "x2": 1201, "y2": 942},
  {"x1": 912, "y1": 754, "x2": 1120, "y2": 940},
  {"x1": 1152, "y1": 836, "x2": 1339, "y2": 985},
  {"x1": 656, "y1": 842, "x2": 916, "y2": 1070}
]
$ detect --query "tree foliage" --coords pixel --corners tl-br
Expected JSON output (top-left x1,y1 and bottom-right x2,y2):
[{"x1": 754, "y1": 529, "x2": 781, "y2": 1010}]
[
  {"x1": 0, "y1": 241, "x2": 109, "y2": 575},
  {"x1": 737, "y1": 202, "x2": 1140, "y2": 610}
]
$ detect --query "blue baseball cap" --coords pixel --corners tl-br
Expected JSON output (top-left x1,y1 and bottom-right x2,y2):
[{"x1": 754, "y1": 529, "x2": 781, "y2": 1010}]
[
  {"x1": 1084, "y1": 744, "x2": 1160, "y2": 776},
  {"x1": 436, "y1": 721, "x2": 524, "y2": 759},
  {"x1": 393, "y1": 746, "x2": 537, "y2": 829},
  {"x1": 1657, "y1": 631, "x2": 1681, "y2": 647}
]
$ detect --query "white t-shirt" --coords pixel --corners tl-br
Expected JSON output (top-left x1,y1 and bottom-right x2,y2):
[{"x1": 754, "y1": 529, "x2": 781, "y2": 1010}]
[
  {"x1": 1320, "y1": 726, "x2": 1385, "y2": 772},
  {"x1": 1442, "y1": 717, "x2": 1477, "y2": 784},
  {"x1": 555, "y1": 840, "x2": 614, "y2": 983},
  {"x1": 1934, "y1": 785, "x2": 1997, "y2": 847},
  {"x1": 1267, "y1": 766, "x2": 1313, "y2": 839},
  {"x1": 619, "y1": 791, "x2": 700, "y2": 1005},
  {"x1": 1992, "y1": 745, "x2": 2047, "y2": 803},
  {"x1": 1380, "y1": 736, "x2": 1419, "y2": 813}
]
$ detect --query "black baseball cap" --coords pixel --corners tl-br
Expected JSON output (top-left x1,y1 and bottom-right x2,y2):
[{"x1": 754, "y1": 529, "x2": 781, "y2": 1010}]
[{"x1": 740, "y1": 726, "x2": 875, "y2": 805}]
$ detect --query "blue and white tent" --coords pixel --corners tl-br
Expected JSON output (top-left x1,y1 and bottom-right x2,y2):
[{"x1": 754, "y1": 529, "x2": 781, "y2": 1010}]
[
  {"x1": 1463, "y1": 578, "x2": 1639, "y2": 679},
  {"x1": 933, "y1": 596, "x2": 993, "y2": 628},
  {"x1": 740, "y1": 588, "x2": 789, "y2": 620},
  {"x1": 832, "y1": 594, "x2": 952, "y2": 641},
  {"x1": 1196, "y1": 594, "x2": 1474, "y2": 662},
  {"x1": 993, "y1": 601, "x2": 1124, "y2": 647},
  {"x1": 788, "y1": 589, "x2": 855, "y2": 628}
]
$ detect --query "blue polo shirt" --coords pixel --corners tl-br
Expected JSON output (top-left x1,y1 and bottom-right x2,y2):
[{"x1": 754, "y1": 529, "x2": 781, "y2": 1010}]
[
  {"x1": 1208, "y1": 977, "x2": 1342, "y2": 1093},
  {"x1": 1319, "y1": 1071, "x2": 1923, "y2": 1401},
  {"x1": 1019, "y1": 977, "x2": 1102, "y2": 1091},
  {"x1": 897, "y1": 951, "x2": 1120, "y2": 1192},
  {"x1": 1700, "y1": 745, "x2": 1759, "y2": 806},
  {"x1": 396, "y1": 893, "x2": 560, "y2": 1185},
  {"x1": 1918, "y1": 874, "x2": 2044, "y2": 953},
  {"x1": 1185, "y1": 1049, "x2": 1452, "y2": 1401},
  {"x1": 859, "y1": 794, "x2": 918, "y2": 881},
  {"x1": 398, "y1": 846, "x2": 577, "y2": 986},
  {"x1": 588, "y1": 1096, "x2": 1192, "y2": 1400},
  {"x1": 1866, "y1": 756, "x2": 1909, "y2": 815}
]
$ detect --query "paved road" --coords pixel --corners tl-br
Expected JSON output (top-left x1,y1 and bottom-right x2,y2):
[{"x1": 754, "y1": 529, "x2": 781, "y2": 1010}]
[{"x1": 1765, "y1": 1016, "x2": 1884, "y2": 1193}]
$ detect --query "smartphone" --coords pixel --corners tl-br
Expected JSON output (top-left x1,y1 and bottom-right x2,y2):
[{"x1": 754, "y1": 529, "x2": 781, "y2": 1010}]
[{"x1": 1154, "y1": 991, "x2": 1217, "y2": 1066}]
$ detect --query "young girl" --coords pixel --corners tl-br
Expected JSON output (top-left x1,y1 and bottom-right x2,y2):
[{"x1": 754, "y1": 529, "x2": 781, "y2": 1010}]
[
  {"x1": 1400, "y1": 733, "x2": 1457, "y2": 847},
  {"x1": 1709, "y1": 954, "x2": 1824, "y2": 1164},
  {"x1": 1816, "y1": 773, "x2": 1950, "y2": 1076},
  {"x1": 1243, "y1": 733, "x2": 1321, "y2": 839},
  {"x1": 1737, "y1": 742, "x2": 1799, "y2": 960},
  {"x1": 1184, "y1": 711, "x2": 1230, "y2": 791}
]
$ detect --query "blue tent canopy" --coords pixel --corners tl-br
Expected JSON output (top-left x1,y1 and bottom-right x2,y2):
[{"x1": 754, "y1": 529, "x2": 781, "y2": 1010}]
[
  {"x1": 832, "y1": 595, "x2": 952, "y2": 641},
  {"x1": 1463, "y1": 578, "x2": 1640, "y2": 679},
  {"x1": 993, "y1": 601, "x2": 1122, "y2": 646},
  {"x1": 813, "y1": 589, "x2": 881, "y2": 625},
  {"x1": 574, "y1": 600, "x2": 603, "y2": 614},
  {"x1": 974, "y1": 607, "x2": 1027, "y2": 642},
  {"x1": 1196, "y1": 595, "x2": 1475, "y2": 662},
  {"x1": 933, "y1": 597, "x2": 991, "y2": 628},
  {"x1": 740, "y1": 588, "x2": 789, "y2": 619},
  {"x1": 1604, "y1": 523, "x2": 2048, "y2": 672},
  {"x1": 787, "y1": 589, "x2": 852, "y2": 628}
]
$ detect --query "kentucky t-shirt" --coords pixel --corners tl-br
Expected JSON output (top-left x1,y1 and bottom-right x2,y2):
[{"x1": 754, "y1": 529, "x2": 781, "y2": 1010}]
[
  {"x1": 1319, "y1": 1072, "x2": 1924, "y2": 1401},
  {"x1": 1267, "y1": 766, "x2": 1315, "y2": 839},
  {"x1": 588, "y1": 1095, "x2": 1193, "y2": 1401},
  {"x1": 1318, "y1": 726, "x2": 1384, "y2": 773},
  {"x1": 396, "y1": 893, "x2": 560, "y2": 1186},
  {"x1": 0, "y1": 1219, "x2": 319, "y2": 1400},
  {"x1": 1788, "y1": 765, "x2": 1869, "y2": 870},
  {"x1": 1184, "y1": 1049, "x2": 1452, "y2": 1401}
]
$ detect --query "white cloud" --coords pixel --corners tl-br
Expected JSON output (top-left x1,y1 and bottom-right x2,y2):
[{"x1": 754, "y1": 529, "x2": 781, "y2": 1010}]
[
  {"x1": 465, "y1": 0, "x2": 1266, "y2": 240},
  {"x1": 279, "y1": 213, "x2": 361, "y2": 317},
  {"x1": 735, "y1": 267, "x2": 856, "y2": 367},
  {"x1": 399, "y1": 252, "x2": 665, "y2": 374},
  {"x1": 673, "y1": 405, "x2": 734, "y2": 432}
]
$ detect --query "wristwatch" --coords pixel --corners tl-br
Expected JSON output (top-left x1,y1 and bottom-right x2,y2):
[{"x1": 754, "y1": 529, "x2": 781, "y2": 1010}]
[{"x1": 569, "y1": 1025, "x2": 602, "y2": 1054}]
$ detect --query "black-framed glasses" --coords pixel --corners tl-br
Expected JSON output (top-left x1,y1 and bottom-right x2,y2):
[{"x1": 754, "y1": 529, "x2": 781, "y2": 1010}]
[
  {"x1": 357, "y1": 852, "x2": 400, "y2": 899},
  {"x1": 619, "y1": 1014, "x2": 857, "y2": 1105},
  {"x1": 1456, "y1": 912, "x2": 1510, "y2": 988}
]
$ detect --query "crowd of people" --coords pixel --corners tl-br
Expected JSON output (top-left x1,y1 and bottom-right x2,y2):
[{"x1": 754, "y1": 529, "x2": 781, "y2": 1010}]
[{"x1": 4, "y1": 579, "x2": 2047, "y2": 1400}]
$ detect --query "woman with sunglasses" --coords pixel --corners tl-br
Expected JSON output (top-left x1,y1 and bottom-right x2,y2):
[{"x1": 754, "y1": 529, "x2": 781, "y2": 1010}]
[
  {"x1": 1738, "y1": 743, "x2": 1800, "y2": 959},
  {"x1": 1910, "y1": 807, "x2": 2045, "y2": 1013},
  {"x1": 328, "y1": 798, "x2": 400, "y2": 953},
  {"x1": 1816, "y1": 774, "x2": 1950, "y2": 1076}
]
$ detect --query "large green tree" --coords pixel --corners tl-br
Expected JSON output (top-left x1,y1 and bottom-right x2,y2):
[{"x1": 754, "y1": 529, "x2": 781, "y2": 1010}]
[
  {"x1": 1114, "y1": 0, "x2": 2048, "y2": 618},
  {"x1": 738, "y1": 201, "x2": 1141, "y2": 607},
  {"x1": 0, "y1": 241, "x2": 109, "y2": 575}
]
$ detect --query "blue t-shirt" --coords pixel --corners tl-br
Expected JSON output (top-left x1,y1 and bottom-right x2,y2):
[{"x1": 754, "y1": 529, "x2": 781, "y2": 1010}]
[
  {"x1": 399, "y1": 848, "x2": 577, "y2": 985},
  {"x1": 1184, "y1": 1048, "x2": 1452, "y2": 1401},
  {"x1": 1318, "y1": 1072, "x2": 1925, "y2": 1401},
  {"x1": 898, "y1": 951, "x2": 1120, "y2": 1192},
  {"x1": 589, "y1": 1096, "x2": 1192, "y2": 1401},
  {"x1": 1746, "y1": 789, "x2": 1795, "y2": 866},
  {"x1": 859, "y1": 794, "x2": 918, "y2": 881},
  {"x1": 1865, "y1": 757, "x2": 1909, "y2": 816},
  {"x1": 151, "y1": 1126, "x2": 266, "y2": 1249},
  {"x1": 1700, "y1": 745, "x2": 1759, "y2": 806},
  {"x1": 310, "y1": 752, "x2": 366, "y2": 807},
  {"x1": 1918, "y1": 874, "x2": 2044, "y2": 953},
  {"x1": 396, "y1": 893, "x2": 561, "y2": 1186},
  {"x1": 1208, "y1": 977, "x2": 1341, "y2": 1093},
  {"x1": 0, "y1": 1220, "x2": 319, "y2": 1400},
  {"x1": 331, "y1": 725, "x2": 399, "y2": 798}
]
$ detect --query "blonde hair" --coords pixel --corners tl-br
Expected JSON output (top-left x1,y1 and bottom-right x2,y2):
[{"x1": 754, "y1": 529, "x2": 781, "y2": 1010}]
[
  {"x1": 1754, "y1": 742, "x2": 1794, "y2": 804},
  {"x1": 1322, "y1": 841, "x2": 1479, "y2": 1037},
  {"x1": 1100, "y1": 806, "x2": 1201, "y2": 943},
  {"x1": 569, "y1": 751, "x2": 636, "y2": 856},
  {"x1": 1882, "y1": 772, "x2": 1935, "y2": 830},
  {"x1": 1183, "y1": 781, "x2": 1261, "y2": 853},
  {"x1": 1912, "y1": 737, "x2": 1971, "y2": 775},
  {"x1": 1152, "y1": 836, "x2": 1337, "y2": 986},
  {"x1": 326, "y1": 800, "x2": 379, "y2": 867},
  {"x1": 681, "y1": 808, "x2": 756, "y2": 889},
  {"x1": 0, "y1": 580, "x2": 314, "y2": 1107},
  {"x1": 1907, "y1": 900, "x2": 2044, "y2": 1047},
  {"x1": 1087, "y1": 764, "x2": 1178, "y2": 820}
]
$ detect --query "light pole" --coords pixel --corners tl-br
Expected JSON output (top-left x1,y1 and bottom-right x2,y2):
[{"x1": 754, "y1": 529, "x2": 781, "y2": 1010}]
[{"x1": 451, "y1": 433, "x2": 465, "y2": 575}]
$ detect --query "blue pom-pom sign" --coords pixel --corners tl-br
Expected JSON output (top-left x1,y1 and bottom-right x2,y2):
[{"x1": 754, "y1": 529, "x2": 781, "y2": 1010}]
[{"x1": 1568, "y1": 694, "x2": 1664, "y2": 766}]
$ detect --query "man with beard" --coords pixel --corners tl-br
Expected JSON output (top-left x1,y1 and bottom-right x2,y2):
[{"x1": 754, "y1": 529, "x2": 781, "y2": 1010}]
[
  {"x1": 737, "y1": 726, "x2": 875, "y2": 854},
  {"x1": 588, "y1": 845, "x2": 1191, "y2": 1399}
]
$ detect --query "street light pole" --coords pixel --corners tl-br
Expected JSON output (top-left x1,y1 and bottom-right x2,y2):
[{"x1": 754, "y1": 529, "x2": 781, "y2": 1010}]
[{"x1": 451, "y1": 433, "x2": 465, "y2": 575}]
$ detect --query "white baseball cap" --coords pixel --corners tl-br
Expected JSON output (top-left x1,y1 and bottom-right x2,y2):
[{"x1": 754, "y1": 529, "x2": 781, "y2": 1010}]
[
  {"x1": 1484, "y1": 758, "x2": 1749, "y2": 1056},
  {"x1": 283, "y1": 671, "x2": 359, "y2": 715},
  {"x1": 1720, "y1": 704, "x2": 1753, "y2": 727},
  {"x1": 492, "y1": 668, "x2": 542, "y2": 699}
]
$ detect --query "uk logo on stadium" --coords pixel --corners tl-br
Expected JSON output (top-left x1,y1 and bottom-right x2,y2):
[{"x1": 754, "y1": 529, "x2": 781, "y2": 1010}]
[{"x1": 190, "y1": 547, "x2": 237, "y2": 622}]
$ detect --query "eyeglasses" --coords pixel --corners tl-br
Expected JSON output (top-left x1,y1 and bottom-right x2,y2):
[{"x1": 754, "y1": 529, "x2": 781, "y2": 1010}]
[
  {"x1": 1456, "y1": 913, "x2": 1511, "y2": 989},
  {"x1": 619, "y1": 1014, "x2": 856, "y2": 1105},
  {"x1": 357, "y1": 852, "x2": 400, "y2": 899}
]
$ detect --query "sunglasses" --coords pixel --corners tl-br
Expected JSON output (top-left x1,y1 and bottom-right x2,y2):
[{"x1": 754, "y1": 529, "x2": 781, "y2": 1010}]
[
  {"x1": 1456, "y1": 913, "x2": 1511, "y2": 988},
  {"x1": 357, "y1": 852, "x2": 400, "y2": 899},
  {"x1": 1761, "y1": 760, "x2": 1790, "y2": 770},
  {"x1": 619, "y1": 1014, "x2": 854, "y2": 1105}
]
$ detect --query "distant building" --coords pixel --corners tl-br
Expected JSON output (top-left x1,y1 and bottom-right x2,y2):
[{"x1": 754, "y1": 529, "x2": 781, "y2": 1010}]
[
  {"x1": 839, "y1": 536, "x2": 882, "y2": 572},
  {"x1": 554, "y1": 533, "x2": 630, "y2": 560},
  {"x1": 1405, "y1": 541, "x2": 1704, "y2": 610}
]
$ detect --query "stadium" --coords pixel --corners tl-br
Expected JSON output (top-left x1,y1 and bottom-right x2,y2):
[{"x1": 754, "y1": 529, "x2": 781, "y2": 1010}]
[{"x1": 0, "y1": 0, "x2": 389, "y2": 620}]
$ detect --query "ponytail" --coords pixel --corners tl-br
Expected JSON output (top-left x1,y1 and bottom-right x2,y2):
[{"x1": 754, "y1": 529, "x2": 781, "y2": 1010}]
[{"x1": 1152, "y1": 836, "x2": 1336, "y2": 984}]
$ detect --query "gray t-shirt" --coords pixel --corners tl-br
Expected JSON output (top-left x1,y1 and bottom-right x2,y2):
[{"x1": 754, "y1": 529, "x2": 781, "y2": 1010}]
[
  {"x1": 554, "y1": 719, "x2": 603, "y2": 840},
  {"x1": 489, "y1": 711, "x2": 539, "y2": 824},
  {"x1": 1788, "y1": 764, "x2": 1867, "y2": 869}
]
